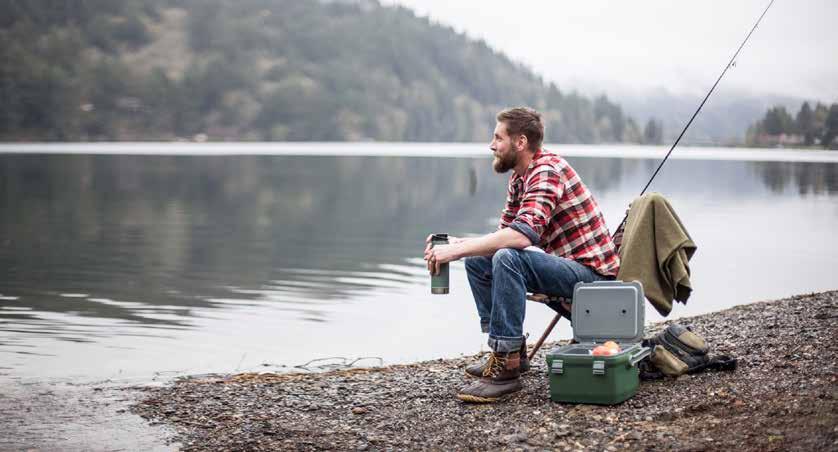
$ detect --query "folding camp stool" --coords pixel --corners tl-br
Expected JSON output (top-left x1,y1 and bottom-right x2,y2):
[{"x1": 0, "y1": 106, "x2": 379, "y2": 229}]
[{"x1": 525, "y1": 293, "x2": 573, "y2": 361}]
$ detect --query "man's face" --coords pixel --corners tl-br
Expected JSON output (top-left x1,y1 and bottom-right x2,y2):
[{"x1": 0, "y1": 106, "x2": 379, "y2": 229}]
[{"x1": 490, "y1": 122, "x2": 519, "y2": 173}]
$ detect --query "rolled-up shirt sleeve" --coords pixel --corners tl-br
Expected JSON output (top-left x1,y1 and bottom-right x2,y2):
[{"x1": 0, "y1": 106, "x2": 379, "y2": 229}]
[{"x1": 509, "y1": 165, "x2": 564, "y2": 246}]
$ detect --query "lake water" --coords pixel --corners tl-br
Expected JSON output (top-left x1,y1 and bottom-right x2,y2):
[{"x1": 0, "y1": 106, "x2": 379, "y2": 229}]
[{"x1": 1, "y1": 144, "x2": 837, "y2": 383}]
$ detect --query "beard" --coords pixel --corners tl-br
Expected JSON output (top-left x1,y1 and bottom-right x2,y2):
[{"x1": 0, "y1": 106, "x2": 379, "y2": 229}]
[{"x1": 492, "y1": 149, "x2": 518, "y2": 173}]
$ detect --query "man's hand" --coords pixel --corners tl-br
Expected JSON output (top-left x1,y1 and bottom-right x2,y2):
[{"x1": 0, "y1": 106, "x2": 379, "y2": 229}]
[
  {"x1": 423, "y1": 235, "x2": 465, "y2": 276},
  {"x1": 424, "y1": 243, "x2": 461, "y2": 275}
]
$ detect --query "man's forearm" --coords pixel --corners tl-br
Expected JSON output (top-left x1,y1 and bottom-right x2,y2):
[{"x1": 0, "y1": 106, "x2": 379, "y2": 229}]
[{"x1": 456, "y1": 228, "x2": 531, "y2": 259}]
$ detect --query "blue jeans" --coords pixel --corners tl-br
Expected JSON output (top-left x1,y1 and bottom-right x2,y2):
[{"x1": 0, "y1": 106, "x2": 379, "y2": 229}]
[{"x1": 465, "y1": 248, "x2": 609, "y2": 353}]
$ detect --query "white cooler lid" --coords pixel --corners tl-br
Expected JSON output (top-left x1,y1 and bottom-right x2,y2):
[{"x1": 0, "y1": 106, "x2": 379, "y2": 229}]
[{"x1": 571, "y1": 280, "x2": 645, "y2": 344}]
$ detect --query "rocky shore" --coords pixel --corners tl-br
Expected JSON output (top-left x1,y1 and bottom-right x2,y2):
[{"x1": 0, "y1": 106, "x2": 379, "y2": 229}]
[{"x1": 133, "y1": 292, "x2": 838, "y2": 451}]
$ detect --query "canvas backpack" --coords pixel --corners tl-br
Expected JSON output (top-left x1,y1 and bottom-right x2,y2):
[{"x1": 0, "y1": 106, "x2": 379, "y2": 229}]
[{"x1": 639, "y1": 323, "x2": 736, "y2": 379}]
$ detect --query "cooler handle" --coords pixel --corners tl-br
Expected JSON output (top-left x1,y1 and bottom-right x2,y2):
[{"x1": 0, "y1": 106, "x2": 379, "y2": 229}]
[
  {"x1": 592, "y1": 360, "x2": 605, "y2": 375},
  {"x1": 551, "y1": 359, "x2": 564, "y2": 374},
  {"x1": 628, "y1": 346, "x2": 651, "y2": 367}
]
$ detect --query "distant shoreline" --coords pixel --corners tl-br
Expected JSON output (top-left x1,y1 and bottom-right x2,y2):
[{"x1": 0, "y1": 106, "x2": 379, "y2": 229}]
[{"x1": 2, "y1": 142, "x2": 837, "y2": 163}]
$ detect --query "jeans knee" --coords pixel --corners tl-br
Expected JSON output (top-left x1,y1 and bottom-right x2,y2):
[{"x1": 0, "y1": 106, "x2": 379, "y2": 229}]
[
  {"x1": 492, "y1": 247, "x2": 520, "y2": 268},
  {"x1": 465, "y1": 255, "x2": 489, "y2": 275}
]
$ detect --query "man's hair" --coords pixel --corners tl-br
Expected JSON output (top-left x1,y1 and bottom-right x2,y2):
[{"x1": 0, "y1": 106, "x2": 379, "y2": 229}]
[{"x1": 496, "y1": 107, "x2": 544, "y2": 152}]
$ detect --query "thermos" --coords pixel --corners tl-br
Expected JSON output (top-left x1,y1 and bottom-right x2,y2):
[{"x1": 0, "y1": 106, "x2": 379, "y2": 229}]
[{"x1": 430, "y1": 233, "x2": 449, "y2": 294}]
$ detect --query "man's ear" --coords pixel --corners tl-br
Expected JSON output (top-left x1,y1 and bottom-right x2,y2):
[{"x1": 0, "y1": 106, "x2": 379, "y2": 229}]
[{"x1": 516, "y1": 134, "x2": 528, "y2": 152}]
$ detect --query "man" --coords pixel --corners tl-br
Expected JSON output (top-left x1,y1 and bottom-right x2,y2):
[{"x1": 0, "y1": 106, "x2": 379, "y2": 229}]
[{"x1": 423, "y1": 107, "x2": 620, "y2": 403}]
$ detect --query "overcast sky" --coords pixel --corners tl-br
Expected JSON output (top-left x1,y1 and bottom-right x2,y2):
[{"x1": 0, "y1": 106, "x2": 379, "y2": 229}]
[{"x1": 383, "y1": 0, "x2": 838, "y2": 101}]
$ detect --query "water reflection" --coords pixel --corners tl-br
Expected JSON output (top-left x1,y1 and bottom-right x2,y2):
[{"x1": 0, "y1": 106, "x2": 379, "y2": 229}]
[
  {"x1": 749, "y1": 161, "x2": 838, "y2": 195},
  {"x1": 1, "y1": 152, "x2": 837, "y2": 364},
  {"x1": 0, "y1": 155, "x2": 509, "y2": 342}
]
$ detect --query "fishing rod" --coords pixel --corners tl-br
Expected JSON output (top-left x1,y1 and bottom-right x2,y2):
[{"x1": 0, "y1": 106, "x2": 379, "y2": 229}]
[
  {"x1": 529, "y1": 0, "x2": 776, "y2": 361},
  {"x1": 616, "y1": 0, "x2": 776, "y2": 229}
]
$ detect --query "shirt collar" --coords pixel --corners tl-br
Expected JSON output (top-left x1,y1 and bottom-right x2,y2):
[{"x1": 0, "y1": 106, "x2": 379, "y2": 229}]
[
  {"x1": 512, "y1": 148, "x2": 544, "y2": 182},
  {"x1": 527, "y1": 148, "x2": 544, "y2": 172}
]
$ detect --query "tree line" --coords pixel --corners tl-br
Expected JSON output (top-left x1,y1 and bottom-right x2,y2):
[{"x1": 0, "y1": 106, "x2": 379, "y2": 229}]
[
  {"x1": 0, "y1": 0, "x2": 664, "y2": 144},
  {"x1": 746, "y1": 101, "x2": 838, "y2": 149}
]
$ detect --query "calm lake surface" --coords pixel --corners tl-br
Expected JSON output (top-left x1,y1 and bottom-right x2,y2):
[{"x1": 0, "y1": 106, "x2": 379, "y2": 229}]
[{"x1": 1, "y1": 144, "x2": 837, "y2": 382}]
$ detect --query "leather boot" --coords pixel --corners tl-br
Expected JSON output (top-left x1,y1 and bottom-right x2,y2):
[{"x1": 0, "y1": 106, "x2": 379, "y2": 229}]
[
  {"x1": 465, "y1": 340, "x2": 529, "y2": 377},
  {"x1": 457, "y1": 351, "x2": 523, "y2": 403}
]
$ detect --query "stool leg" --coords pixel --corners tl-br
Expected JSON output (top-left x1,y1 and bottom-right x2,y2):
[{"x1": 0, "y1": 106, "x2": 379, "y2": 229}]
[{"x1": 528, "y1": 313, "x2": 562, "y2": 361}]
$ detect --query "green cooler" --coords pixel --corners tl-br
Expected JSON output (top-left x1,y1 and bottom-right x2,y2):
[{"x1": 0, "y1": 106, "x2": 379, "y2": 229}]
[{"x1": 545, "y1": 281, "x2": 650, "y2": 405}]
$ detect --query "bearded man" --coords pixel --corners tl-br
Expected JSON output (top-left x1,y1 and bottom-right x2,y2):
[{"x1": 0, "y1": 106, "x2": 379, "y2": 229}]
[{"x1": 423, "y1": 107, "x2": 620, "y2": 403}]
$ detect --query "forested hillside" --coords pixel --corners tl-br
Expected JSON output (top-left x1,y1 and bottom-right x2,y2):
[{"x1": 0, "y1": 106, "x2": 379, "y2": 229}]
[{"x1": 1, "y1": 0, "x2": 648, "y2": 143}]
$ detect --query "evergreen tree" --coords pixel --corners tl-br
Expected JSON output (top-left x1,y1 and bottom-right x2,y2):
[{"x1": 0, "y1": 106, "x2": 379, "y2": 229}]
[
  {"x1": 813, "y1": 102, "x2": 830, "y2": 143},
  {"x1": 642, "y1": 118, "x2": 663, "y2": 145},
  {"x1": 795, "y1": 102, "x2": 815, "y2": 146},
  {"x1": 822, "y1": 104, "x2": 838, "y2": 149},
  {"x1": 762, "y1": 106, "x2": 794, "y2": 135}
]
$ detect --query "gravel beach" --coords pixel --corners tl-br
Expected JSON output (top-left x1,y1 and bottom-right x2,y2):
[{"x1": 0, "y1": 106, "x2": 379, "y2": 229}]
[{"x1": 133, "y1": 291, "x2": 838, "y2": 451}]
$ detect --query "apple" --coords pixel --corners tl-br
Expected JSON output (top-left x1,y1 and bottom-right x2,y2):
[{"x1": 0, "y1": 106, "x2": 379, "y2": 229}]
[{"x1": 603, "y1": 340, "x2": 621, "y2": 352}]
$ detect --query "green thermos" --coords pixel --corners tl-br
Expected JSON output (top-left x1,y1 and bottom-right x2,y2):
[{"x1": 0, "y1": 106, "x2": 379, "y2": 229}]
[{"x1": 430, "y1": 233, "x2": 449, "y2": 294}]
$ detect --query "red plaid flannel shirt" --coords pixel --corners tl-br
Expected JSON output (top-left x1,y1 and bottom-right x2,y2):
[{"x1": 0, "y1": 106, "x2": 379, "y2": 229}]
[{"x1": 499, "y1": 149, "x2": 620, "y2": 277}]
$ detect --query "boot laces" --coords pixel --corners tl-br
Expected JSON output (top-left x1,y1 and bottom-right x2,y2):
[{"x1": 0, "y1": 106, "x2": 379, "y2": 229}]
[{"x1": 482, "y1": 352, "x2": 506, "y2": 378}]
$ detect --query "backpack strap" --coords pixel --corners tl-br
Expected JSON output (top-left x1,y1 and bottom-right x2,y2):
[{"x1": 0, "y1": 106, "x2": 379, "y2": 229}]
[{"x1": 687, "y1": 354, "x2": 738, "y2": 374}]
